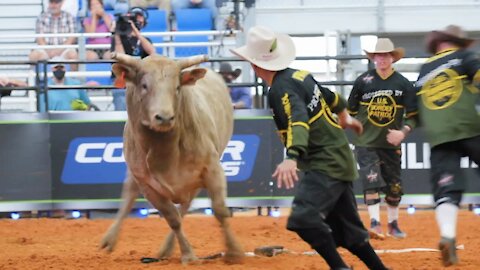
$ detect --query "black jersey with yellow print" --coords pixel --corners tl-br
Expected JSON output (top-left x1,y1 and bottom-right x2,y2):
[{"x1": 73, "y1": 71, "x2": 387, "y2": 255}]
[
  {"x1": 347, "y1": 69, "x2": 417, "y2": 149},
  {"x1": 415, "y1": 49, "x2": 480, "y2": 147},
  {"x1": 267, "y1": 68, "x2": 358, "y2": 181}
]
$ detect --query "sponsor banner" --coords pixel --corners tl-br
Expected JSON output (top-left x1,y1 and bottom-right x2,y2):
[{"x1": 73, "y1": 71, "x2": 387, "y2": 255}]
[
  {"x1": 0, "y1": 113, "x2": 52, "y2": 201},
  {"x1": 61, "y1": 134, "x2": 260, "y2": 184},
  {"x1": 50, "y1": 118, "x2": 279, "y2": 199},
  {"x1": 1, "y1": 112, "x2": 478, "y2": 205}
]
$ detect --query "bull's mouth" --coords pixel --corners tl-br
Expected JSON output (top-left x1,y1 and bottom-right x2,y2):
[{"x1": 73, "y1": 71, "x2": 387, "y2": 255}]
[{"x1": 141, "y1": 120, "x2": 174, "y2": 132}]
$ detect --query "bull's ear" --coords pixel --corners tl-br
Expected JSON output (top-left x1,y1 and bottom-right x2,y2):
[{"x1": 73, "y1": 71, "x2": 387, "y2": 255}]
[
  {"x1": 180, "y1": 68, "x2": 207, "y2": 86},
  {"x1": 112, "y1": 63, "x2": 136, "y2": 88}
]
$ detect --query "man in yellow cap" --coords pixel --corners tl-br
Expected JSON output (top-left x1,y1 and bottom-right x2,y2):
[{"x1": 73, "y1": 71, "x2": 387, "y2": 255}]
[
  {"x1": 347, "y1": 38, "x2": 418, "y2": 240},
  {"x1": 232, "y1": 25, "x2": 390, "y2": 270}
]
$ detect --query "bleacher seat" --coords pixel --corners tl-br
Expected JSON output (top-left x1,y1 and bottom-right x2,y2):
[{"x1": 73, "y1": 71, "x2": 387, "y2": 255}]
[
  {"x1": 142, "y1": 9, "x2": 168, "y2": 55},
  {"x1": 173, "y1": 8, "x2": 213, "y2": 57},
  {"x1": 85, "y1": 63, "x2": 112, "y2": 86}
]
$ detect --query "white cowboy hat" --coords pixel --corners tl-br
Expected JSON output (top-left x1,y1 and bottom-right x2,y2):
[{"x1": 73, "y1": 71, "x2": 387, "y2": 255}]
[
  {"x1": 364, "y1": 38, "x2": 405, "y2": 63},
  {"x1": 425, "y1": 25, "x2": 475, "y2": 54},
  {"x1": 230, "y1": 26, "x2": 296, "y2": 71}
]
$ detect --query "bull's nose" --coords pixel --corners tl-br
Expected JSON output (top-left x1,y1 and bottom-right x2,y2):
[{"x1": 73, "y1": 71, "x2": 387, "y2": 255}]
[{"x1": 154, "y1": 114, "x2": 175, "y2": 123}]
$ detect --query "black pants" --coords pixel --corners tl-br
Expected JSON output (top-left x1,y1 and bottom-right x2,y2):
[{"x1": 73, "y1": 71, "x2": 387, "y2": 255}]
[
  {"x1": 286, "y1": 170, "x2": 369, "y2": 249},
  {"x1": 431, "y1": 135, "x2": 480, "y2": 205}
]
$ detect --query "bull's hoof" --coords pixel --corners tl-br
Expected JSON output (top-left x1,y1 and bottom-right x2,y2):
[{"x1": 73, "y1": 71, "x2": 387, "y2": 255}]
[
  {"x1": 224, "y1": 251, "x2": 245, "y2": 264},
  {"x1": 99, "y1": 237, "x2": 116, "y2": 253}
]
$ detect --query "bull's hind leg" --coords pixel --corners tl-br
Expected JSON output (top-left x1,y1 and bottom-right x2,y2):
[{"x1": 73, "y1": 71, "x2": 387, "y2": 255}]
[
  {"x1": 205, "y1": 163, "x2": 244, "y2": 264},
  {"x1": 142, "y1": 186, "x2": 197, "y2": 264},
  {"x1": 100, "y1": 172, "x2": 140, "y2": 252},
  {"x1": 155, "y1": 191, "x2": 199, "y2": 260}
]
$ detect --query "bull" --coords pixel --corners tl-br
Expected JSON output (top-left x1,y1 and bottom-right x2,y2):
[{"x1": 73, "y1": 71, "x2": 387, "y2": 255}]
[{"x1": 100, "y1": 53, "x2": 244, "y2": 264}]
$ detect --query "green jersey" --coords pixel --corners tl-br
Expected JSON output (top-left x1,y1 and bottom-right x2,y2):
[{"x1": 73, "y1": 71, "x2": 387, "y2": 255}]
[
  {"x1": 348, "y1": 69, "x2": 418, "y2": 149},
  {"x1": 415, "y1": 48, "x2": 480, "y2": 147},
  {"x1": 267, "y1": 68, "x2": 358, "y2": 181}
]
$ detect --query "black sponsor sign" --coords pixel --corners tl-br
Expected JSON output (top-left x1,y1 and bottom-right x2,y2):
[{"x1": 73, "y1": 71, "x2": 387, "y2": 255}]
[{"x1": 0, "y1": 111, "x2": 479, "y2": 211}]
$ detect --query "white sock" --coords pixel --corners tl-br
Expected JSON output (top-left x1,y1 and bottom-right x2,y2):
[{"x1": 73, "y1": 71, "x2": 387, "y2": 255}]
[
  {"x1": 387, "y1": 205, "x2": 399, "y2": 223},
  {"x1": 435, "y1": 203, "x2": 458, "y2": 239},
  {"x1": 368, "y1": 203, "x2": 381, "y2": 223}
]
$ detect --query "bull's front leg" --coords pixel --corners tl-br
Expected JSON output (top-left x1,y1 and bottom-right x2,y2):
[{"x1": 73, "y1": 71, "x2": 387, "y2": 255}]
[
  {"x1": 204, "y1": 162, "x2": 244, "y2": 264},
  {"x1": 155, "y1": 190, "x2": 199, "y2": 260},
  {"x1": 141, "y1": 184, "x2": 197, "y2": 264},
  {"x1": 100, "y1": 171, "x2": 140, "y2": 252}
]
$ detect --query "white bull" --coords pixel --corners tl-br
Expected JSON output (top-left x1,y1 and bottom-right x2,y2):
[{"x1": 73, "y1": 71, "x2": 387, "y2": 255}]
[{"x1": 100, "y1": 53, "x2": 244, "y2": 264}]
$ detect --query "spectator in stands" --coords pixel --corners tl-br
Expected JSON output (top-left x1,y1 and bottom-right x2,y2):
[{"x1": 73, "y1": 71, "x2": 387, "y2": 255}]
[
  {"x1": 171, "y1": 0, "x2": 217, "y2": 29},
  {"x1": 0, "y1": 77, "x2": 28, "y2": 99},
  {"x1": 83, "y1": 0, "x2": 114, "y2": 60},
  {"x1": 30, "y1": 0, "x2": 79, "y2": 70},
  {"x1": 129, "y1": 0, "x2": 171, "y2": 14},
  {"x1": 39, "y1": 56, "x2": 92, "y2": 111},
  {"x1": 111, "y1": 6, "x2": 155, "y2": 110},
  {"x1": 219, "y1": 62, "x2": 252, "y2": 109}
]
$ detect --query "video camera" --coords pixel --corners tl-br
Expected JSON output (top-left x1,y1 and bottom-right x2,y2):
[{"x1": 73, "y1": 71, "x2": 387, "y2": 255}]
[{"x1": 115, "y1": 7, "x2": 148, "y2": 36}]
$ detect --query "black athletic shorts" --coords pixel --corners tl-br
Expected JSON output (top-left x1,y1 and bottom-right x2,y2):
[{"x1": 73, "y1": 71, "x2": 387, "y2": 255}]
[
  {"x1": 355, "y1": 147, "x2": 402, "y2": 193},
  {"x1": 431, "y1": 135, "x2": 480, "y2": 204},
  {"x1": 286, "y1": 170, "x2": 369, "y2": 248}
]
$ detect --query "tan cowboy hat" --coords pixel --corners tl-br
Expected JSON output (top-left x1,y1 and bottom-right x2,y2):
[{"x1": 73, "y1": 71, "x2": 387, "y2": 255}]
[
  {"x1": 364, "y1": 38, "x2": 405, "y2": 63},
  {"x1": 219, "y1": 62, "x2": 242, "y2": 80},
  {"x1": 425, "y1": 25, "x2": 475, "y2": 54},
  {"x1": 230, "y1": 26, "x2": 296, "y2": 71}
]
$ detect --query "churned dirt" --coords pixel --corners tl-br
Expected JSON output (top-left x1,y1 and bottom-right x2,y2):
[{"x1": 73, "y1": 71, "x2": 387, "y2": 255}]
[{"x1": 0, "y1": 208, "x2": 479, "y2": 270}]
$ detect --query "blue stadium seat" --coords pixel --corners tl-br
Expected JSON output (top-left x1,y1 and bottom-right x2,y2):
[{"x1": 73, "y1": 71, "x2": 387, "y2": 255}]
[
  {"x1": 142, "y1": 9, "x2": 168, "y2": 55},
  {"x1": 173, "y1": 8, "x2": 212, "y2": 57},
  {"x1": 85, "y1": 63, "x2": 112, "y2": 86},
  {"x1": 174, "y1": 8, "x2": 213, "y2": 31}
]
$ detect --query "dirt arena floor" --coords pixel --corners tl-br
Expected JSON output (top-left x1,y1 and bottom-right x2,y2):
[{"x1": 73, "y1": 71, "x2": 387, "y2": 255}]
[{"x1": 0, "y1": 208, "x2": 479, "y2": 270}]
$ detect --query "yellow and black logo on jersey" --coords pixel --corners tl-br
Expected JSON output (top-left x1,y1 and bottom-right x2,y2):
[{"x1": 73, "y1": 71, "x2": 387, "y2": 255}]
[
  {"x1": 420, "y1": 69, "x2": 462, "y2": 110},
  {"x1": 367, "y1": 93, "x2": 397, "y2": 127}
]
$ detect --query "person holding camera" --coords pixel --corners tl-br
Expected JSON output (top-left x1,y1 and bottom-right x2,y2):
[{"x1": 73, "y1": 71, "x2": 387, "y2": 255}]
[{"x1": 110, "y1": 7, "x2": 155, "y2": 110}]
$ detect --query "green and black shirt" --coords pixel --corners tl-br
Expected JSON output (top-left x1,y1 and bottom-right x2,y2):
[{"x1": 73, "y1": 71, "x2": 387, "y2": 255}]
[
  {"x1": 267, "y1": 68, "x2": 358, "y2": 181},
  {"x1": 348, "y1": 69, "x2": 418, "y2": 149},
  {"x1": 415, "y1": 48, "x2": 480, "y2": 147}
]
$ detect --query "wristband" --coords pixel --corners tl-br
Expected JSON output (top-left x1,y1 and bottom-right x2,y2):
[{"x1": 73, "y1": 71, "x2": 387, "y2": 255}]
[{"x1": 286, "y1": 149, "x2": 299, "y2": 161}]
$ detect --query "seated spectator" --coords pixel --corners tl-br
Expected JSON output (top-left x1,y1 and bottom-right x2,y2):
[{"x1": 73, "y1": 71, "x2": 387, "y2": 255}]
[
  {"x1": 129, "y1": 0, "x2": 171, "y2": 14},
  {"x1": 39, "y1": 56, "x2": 92, "y2": 111},
  {"x1": 30, "y1": 0, "x2": 79, "y2": 70},
  {"x1": 83, "y1": 0, "x2": 114, "y2": 60},
  {"x1": 0, "y1": 77, "x2": 28, "y2": 98},
  {"x1": 111, "y1": 6, "x2": 155, "y2": 110},
  {"x1": 219, "y1": 62, "x2": 252, "y2": 109},
  {"x1": 171, "y1": 0, "x2": 217, "y2": 29}
]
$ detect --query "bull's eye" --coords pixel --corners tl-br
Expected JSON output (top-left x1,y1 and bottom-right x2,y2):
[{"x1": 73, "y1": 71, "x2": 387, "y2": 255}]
[{"x1": 142, "y1": 83, "x2": 148, "y2": 90}]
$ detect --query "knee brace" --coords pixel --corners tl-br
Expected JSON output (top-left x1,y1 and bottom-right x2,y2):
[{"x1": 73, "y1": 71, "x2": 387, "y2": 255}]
[
  {"x1": 385, "y1": 181, "x2": 403, "y2": 207},
  {"x1": 364, "y1": 189, "x2": 380, "y2": 205},
  {"x1": 436, "y1": 191, "x2": 463, "y2": 207}
]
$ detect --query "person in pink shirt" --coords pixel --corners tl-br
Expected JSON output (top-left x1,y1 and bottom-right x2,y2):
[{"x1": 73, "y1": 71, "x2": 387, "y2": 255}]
[{"x1": 83, "y1": 0, "x2": 114, "y2": 60}]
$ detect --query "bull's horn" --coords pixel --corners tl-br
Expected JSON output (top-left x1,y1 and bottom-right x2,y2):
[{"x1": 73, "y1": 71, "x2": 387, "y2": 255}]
[
  {"x1": 112, "y1": 52, "x2": 140, "y2": 68},
  {"x1": 177, "y1": 55, "x2": 209, "y2": 70}
]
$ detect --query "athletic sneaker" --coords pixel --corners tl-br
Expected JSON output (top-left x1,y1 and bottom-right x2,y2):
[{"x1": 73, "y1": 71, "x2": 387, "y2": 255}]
[
  {"x1": 387, "y1": 220, "x2": 407, "y2": 238},
  {"x1": 368, "y1": 219, "x2": 385, "y2": 240},
  {"x1": 439, "y1": 237, "x2": 458, "y2": 266}
]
